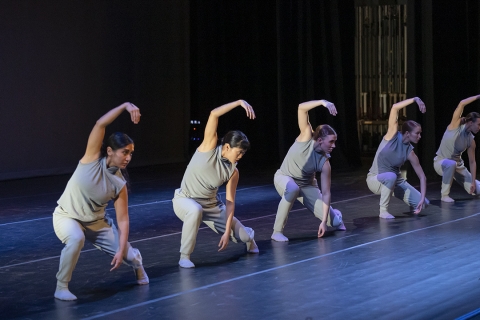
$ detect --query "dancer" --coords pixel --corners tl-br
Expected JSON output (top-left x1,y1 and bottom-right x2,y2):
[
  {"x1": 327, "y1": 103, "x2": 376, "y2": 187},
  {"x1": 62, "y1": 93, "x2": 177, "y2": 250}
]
[
  {"x1": 434, "y1": 94, "x2": 480, "y2": 202},
  {"x1": 172, "y1": 100, "x2": 259, "y2": 268},
  {"x1": 271, "y1": 100, "x2": 345, "y2": 242},
  {"x1": 53, "y1": 103, "x2": 148, "y2": 301},
  {"x1": 366, "y1": 97, "x2": 429, "y2": 219}
]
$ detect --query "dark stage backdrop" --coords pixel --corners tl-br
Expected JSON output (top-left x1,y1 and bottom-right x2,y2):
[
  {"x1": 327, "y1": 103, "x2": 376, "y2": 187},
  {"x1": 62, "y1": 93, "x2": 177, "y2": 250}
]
[
  {"x1": 190, "y1": 0, "x2": 360, "y2": 171},
  {"x1": 0, "y1": 1, "x2": 190, "y2": 180},
  {"x1": 406, "y1": 0, "x2": 480, "y2": 177},
  {"x1": 189, "y1": 0, "x2": 480, "y2": 175},
  {"x1": 2, "y1": 1, "x2": 480, "y2": 181},
  {"x1": 430, "y1": 0, "x2": 480, "y2": 170}
]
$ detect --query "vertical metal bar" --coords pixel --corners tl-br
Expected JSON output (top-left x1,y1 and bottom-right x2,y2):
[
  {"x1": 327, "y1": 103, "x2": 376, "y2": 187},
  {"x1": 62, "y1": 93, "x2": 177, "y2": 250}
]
[
  {"x1": 386, "y1": 5, "x2": 390, "y2": 97},
  {"x1": 378, "y1": 6, "x2": 382, "y2": 118},
  {"x1": 355, "y1": 7, "x2": 359, "y2": 120},
  {"x1": 370, "y1": 6, "x2": 373, "y2": 120},
  {"x1": 399, "y1": 5, "x2": 402, "y2": 97},
  {"x1": 403, "y1": 4, "x2": 407, "y2": 117}
]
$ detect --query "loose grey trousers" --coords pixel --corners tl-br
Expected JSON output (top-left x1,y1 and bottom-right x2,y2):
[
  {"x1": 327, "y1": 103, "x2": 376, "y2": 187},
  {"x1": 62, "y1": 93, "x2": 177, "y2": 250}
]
[
  {"x1": 273, "y1": 171, "x2": 339, "y2": 232},
  {"x1": 366, "y1": 172, "x2": 429, "y2": 213},
  {"x1": 53, "y1": 213, "x2": 143, "y2": 284},
  {"x1": 433, "y1": 157, "x2": 480, "y2": 196},
  {"x1": 172, "y1": 189, "x2": 254, "y2": 255}
]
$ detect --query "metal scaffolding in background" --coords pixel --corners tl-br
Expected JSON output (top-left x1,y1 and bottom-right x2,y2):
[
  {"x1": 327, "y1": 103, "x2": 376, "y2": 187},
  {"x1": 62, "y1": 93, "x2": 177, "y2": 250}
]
[{"x1": 355, "y1": 1, "x2": 408, "y2": 153}]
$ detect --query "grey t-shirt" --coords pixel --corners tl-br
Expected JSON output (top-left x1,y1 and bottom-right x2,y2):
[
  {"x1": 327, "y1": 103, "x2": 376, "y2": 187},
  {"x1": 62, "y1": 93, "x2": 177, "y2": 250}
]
[
  {"x1": 279, "y1": 138, "x2": 330, "y2": 187},
  {"x1": 180, "y1": 145, "x2": 236, "y2": 199},
  {"x1": 368, "y1": 132, "x2": 413, "y2": 177},
  {"x1": 436, "y1": 124, "x2": 473, "y2": 165},
  {"x1": 55, "y1": 157, "x2": 126, "y2": 221}
]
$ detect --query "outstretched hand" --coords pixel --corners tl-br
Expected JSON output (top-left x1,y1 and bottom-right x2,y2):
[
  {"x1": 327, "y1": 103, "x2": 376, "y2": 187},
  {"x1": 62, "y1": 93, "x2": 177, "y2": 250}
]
[
  {"x1": 126, "y1": 103, "x2": 141, "y2": 124},
  {"x1": 413, "y1": 201, "x2": 424, "y2": 214},
  {"x1": 110, "y1": 251, "x2": 123, "y2": 271},
  {"x1": 318, "y1": 221, "x2": 327, "y2": 238},
  {"x1": 323, "y1": 100, "x2": 338, "y2": 116},
  {"x1": 218, "y1": 233, "x2": 230, "y2": 251},
  {"x1": 239, "y1": 100, "x2": 256, "y2": 119},
  {"x1": 414, "y1": 98, "x2": 426, "y2": 113}
]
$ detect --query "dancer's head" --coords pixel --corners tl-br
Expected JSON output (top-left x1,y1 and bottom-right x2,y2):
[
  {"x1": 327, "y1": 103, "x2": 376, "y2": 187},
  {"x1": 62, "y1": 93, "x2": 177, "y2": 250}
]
[
  {"x1": 462, "y1": 112, "x2": 480, "y2": 134},
  {"x1": 402, "y1": 120, "x2": 422, "y2": 144},
  {"x1": 103, "y1": 132, "x2": 135, "y2": 169},
  {"x1": 221, "y1": 130, "x2": 250, "y2": 164},
  {"x1": 313, "y1": 125, "x2": 337, "y2": 154}
]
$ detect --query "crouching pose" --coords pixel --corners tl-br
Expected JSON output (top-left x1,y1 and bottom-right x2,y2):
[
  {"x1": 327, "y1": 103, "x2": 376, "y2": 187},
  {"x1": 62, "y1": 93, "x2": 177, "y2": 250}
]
[
  {"x1": 272, "y1": 100, "x2": 345, "y2": 242},
  {"x1": 434, "y1": 95, "x2": 480, "y2": 202},
  {"x1": 172, "y1": 100, "x2": 259, "y2": 269},
  {"x1": 367, "y1": 97, "x2": 429, "y2": 219},
  {"x1": 53, "y1": 103, "x2": 148, "y2": 301}
]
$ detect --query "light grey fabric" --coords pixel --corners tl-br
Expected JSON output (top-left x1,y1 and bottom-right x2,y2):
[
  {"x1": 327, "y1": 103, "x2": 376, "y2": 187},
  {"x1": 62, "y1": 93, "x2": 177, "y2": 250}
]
[
  {"x1": 279, "y1": 139, "x2": 330, "y2": 187},
  {"x1": 173, "y1": 146, "x2": 252, "y2": 255},
  {"x1": 172, "y1": 189, "x2": 253, "y2": 255},
  {"x1": 56, "y1": 157, "x2": 125, "y2": 222},
  {"x1": 367, "y1": 132, "x2": 428, "y2": 212},
  {"x1": 434, "y1": 124, "x2": 477, "y2": 196},
  {"x1": 180, "y1": 146, "x2": 236, "y2": 199},
  {"x1": 435, "y1": 124, "x2": 473, "y2": 166},
  {"x1": 53, "y1": 214, "x2": 142, "y2": 283},
  {"x1": 273, "y1": 170, "x2": 339, "y2": 231},
  {"x1": 434, "y1": 157, "x2": 480, "y2": 196},
  {"x1": 366, "y1": 173, "x2": 429, "y2": 213},
  {"x1": 368, "y1": 132, "x2": 413, "y2": 177}
]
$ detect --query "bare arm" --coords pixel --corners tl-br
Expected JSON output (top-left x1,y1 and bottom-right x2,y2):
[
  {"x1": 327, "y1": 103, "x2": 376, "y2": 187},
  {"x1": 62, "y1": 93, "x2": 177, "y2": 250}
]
[
  {"x1": 297, "y1": 100, "x2": 337, "y2": 142},
  {"x1": 81, "y1": 103, "x2": 141, "y2": 164},
  {"x1": 110, "y1": 186, "x2": 129, "y2": 271},
  {"x1": 198, "y1": 100, "x2": 255, "y2": 153},
  {"x1": 386, "y1": 97, "x2": 425, "y2": 140},
  {"x1": 448, "y1": 95, "x2": 480, "y2": 130},
  {"x1": 318, "y1": 160, "x2": 332, "y2": 238},
  {"x1": 218, "y1": 168, "x2": 239, "y2": 251},
  {"x1": 467, "y1": 140, "x2": 477, "y2": 194},
  {"x1": 407, "y1": 151, "x2": 427, "y2": 214}
]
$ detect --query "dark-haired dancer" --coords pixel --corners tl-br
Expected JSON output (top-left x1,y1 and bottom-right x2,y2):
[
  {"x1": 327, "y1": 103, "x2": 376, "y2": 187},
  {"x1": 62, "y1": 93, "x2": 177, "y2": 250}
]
[
  {"x1": 434, "y1": 95, "x2": 480, "y2": 202},
  {"x1": 367, "y1": 97, "x2": 429, "y2": 219},
  {"x1": 271, "y1": 100, "x2": 345, "y2": 242},
  {"x1": 173, "y1": 100, "x2": 259, "y2": 268},
  {"x1": 53, "y1": 103, "x2": 148, "y2": 301}
]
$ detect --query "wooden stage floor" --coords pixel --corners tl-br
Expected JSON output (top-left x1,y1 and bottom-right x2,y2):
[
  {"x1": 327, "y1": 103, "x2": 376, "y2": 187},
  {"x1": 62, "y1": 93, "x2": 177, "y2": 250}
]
[{"x1": 1, "y1": 163, "x2": 480, "y2": 320}]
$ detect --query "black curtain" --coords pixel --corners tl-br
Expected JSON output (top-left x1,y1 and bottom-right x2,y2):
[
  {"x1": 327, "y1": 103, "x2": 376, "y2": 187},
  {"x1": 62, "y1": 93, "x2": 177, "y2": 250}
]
[
  {"x1": 407, "y1": 0, "x2": 480, "y2": 176},
  {"x1": 276, "y1": 0, "x2": 359, "y2": 170},
  {"x1": 190, "y1": 0, "x2": 361, "y2": 170},
  {"x1": 0, "y1": 1, "x2": 190, "y2": 180},
  {"x1": 431, "y1": 0, "x2": 480, "y2": 144}
]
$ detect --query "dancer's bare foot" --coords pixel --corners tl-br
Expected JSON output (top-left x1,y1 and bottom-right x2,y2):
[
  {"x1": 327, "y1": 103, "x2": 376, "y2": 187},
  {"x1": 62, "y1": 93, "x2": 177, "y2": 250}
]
[
  {"x1": 54, "y1": 284, "x2": 77, "y2": 301},
  {"x1": 379, "y1": 212, "x2": 395, "y2": 219},
  {"x1": 134, "y1": 265, "x2": 149, "y2": 285},
  {"x1": 179, "y1": 253, "x2": 195, "y2": 268},
  {"x1": 441, "y1": 196, "x2": 455, "y2": 203},
  {"x1": 271, "y1": 231, "x2": 289, "y2": 242},
  {"x1": 247, "y1": 239, "x2": 259, "y2": 253}
]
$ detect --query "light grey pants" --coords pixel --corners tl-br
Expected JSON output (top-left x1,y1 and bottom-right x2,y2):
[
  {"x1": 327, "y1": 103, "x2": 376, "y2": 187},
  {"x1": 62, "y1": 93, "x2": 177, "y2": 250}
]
[
  {"x1": 366, "y1": 172, "x2": 429, "y2": 213},
  {"x1": 172, "y1": 189, "x2": 254, "y2": 255},
  {"x1": 433, "y1": 157, "x2": 480, "y2": 196},
  {"x1": 53, "y1": 213, "x2": 143, "y2": 284},
  {"x1": 273, "y1": 171, "x2": 339, "y2": 232}
]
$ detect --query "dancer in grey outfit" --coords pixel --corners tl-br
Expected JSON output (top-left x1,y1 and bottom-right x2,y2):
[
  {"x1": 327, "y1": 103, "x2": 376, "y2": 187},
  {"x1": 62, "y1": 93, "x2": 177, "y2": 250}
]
[
  {"x1": 53, "y1": 103, "x2": 148, "y2": 301},
  {"x1": 367, "y1": 98, "x2": 429, "y2": 219},
  {"x1": 434, "y1": 95, "x2": 480, "y2": 202},
  {"x1": 272, "y1": 100, "x2": 345, "y2": 242},
  {"x1": 172, "y1": 100, "x2": 259, "y2": 268}
]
